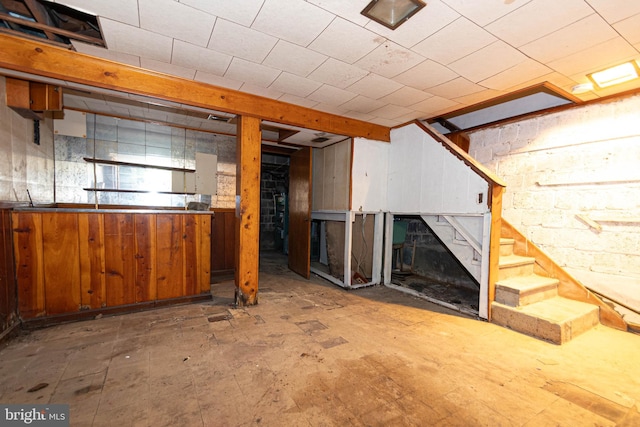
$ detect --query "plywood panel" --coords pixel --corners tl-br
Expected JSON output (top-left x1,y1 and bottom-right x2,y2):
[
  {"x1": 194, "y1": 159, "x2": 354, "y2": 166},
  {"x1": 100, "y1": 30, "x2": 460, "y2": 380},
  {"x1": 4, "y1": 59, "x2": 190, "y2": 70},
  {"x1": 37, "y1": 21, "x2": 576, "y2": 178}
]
[
  {"x1": 156, "y1": 214, "x2": 184, "y2": 300},
  {"x1": 104, "y1": 213, "x2": 136, "y2": 306},
  {"x1": 183, "y1": 214, "x2": 199, "y2": 297},
  {"x1": 198, "y1": 214, "x2": 212, "y2": 293},
  {"x1": 134, "y1": 214, "x2": 157, "y2": 303},
  {"x1": 332, "y1": 140, "x2": 351, "y2": 210},
  {"x1": 288, "y1": 146, "x2": 312, "y2": 279},
  {"x1": 78, "y1": 213, "x2": 106, "y2": 309},
  {"x1": 351, "y1": 138, "x2": 389, "y2": 212},
  {"x1": 0, "y1": 209, "x2": 18, "y2": 332},
  {"x1": 13, "y1": 212, "x2": 44, "y2": 318},
  {"x1": 42, "y1": 213, "x2": 80, "y2": 315},
  {"x1": 211, "y1": 210, "x2": 235, "y2": 273},
  {"x1": 312, "y1": 148, "x2": 325, "y2": 211}
]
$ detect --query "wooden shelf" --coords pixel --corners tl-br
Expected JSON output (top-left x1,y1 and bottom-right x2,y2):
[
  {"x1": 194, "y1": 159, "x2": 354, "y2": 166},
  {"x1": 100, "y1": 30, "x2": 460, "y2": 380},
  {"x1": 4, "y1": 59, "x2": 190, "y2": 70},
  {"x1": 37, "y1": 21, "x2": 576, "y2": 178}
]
[
  {"x1": 83, "y1": 157, "x2": 195, "y2": 173},
  {"x1": 83, "y1": 188, "x2": 196, "y2": 196}
]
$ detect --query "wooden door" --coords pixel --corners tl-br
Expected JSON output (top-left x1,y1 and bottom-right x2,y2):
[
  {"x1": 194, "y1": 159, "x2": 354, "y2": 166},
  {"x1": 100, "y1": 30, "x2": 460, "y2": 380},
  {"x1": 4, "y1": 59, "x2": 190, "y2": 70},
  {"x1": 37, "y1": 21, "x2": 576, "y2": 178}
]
[{"x1": 288, "y1": 146, "x2": 312, "y2": 279}]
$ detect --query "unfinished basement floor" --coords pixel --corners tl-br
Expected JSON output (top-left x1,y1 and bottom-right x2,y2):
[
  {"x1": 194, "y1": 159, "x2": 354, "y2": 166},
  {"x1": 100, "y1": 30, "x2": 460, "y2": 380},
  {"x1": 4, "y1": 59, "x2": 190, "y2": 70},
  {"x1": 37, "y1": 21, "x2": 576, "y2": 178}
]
[{"x1": 1, "y1": 253, "x2": 639, "y2": 426}]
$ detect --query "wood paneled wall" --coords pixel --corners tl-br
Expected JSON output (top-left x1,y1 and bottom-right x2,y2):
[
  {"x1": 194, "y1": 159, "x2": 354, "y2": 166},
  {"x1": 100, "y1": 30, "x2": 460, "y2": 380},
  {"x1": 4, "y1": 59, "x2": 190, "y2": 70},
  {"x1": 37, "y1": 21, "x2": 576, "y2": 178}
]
[
  {"x1": 211, "y1": 209, "x2": 235, "y2": 275},
  {"x1": 0, "y1": 208, "x2": 18, "y2": 336},
  {"x1": 13, "y1": 211, "x2": 212, "y2": 319}
]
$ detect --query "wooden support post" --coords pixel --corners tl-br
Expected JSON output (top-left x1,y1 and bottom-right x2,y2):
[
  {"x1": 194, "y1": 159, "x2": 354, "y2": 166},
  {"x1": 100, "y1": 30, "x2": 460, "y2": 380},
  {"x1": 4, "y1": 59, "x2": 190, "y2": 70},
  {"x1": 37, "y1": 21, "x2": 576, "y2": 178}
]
[
  {"x1": 235, "y1": 115, "x2": 261, "y2": 306},
  {"x1": 487, "y1": 184, "x2": 503, "y2": 321}
]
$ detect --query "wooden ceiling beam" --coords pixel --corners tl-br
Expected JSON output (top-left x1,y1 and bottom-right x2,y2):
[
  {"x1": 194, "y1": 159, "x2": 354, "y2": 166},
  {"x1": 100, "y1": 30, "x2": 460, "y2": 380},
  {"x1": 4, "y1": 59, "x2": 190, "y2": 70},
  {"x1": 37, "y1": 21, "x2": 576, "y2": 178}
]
[{"x1": 0, "y1": 34, "x2": 391, "y2": 141}]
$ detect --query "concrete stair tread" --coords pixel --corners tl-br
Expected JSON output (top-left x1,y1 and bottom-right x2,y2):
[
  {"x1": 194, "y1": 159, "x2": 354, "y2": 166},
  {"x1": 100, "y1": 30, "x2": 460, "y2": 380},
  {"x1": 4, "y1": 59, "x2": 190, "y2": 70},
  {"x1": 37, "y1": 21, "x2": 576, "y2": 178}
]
[
  {"x1": 502, "y1": 296, "x2": 597, "y2": 323},
  {"x1": 496, "y1": 274, "x2": 559, "y2": 292},
  {"x1": 500, "y1": 238, "x2": 515, "y2": 244},
  {"x1": 499, "y1": 254, "x2": 535, "y2": 267}
]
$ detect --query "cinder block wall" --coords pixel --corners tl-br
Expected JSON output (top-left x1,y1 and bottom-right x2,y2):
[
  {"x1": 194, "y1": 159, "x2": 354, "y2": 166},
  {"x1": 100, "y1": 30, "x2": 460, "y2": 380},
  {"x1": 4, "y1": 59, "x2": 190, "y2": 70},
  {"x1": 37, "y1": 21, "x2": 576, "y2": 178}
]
[{"x1": 468, "y1": 94, "x2": 640, "y2": 318}]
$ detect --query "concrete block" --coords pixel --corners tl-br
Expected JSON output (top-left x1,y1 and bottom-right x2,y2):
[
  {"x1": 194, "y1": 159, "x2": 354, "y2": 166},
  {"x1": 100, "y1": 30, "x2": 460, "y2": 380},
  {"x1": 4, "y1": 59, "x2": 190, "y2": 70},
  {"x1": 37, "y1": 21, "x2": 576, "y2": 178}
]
[
  {"x1": 498, "y1": 254, "x2": 535, "y2": 280},
  {"x1": 491, "y1": 297, "x2": 599, "y2": 344},
  {"x1": 495, "y1": 274, "x2": 558, "y2": 307}
]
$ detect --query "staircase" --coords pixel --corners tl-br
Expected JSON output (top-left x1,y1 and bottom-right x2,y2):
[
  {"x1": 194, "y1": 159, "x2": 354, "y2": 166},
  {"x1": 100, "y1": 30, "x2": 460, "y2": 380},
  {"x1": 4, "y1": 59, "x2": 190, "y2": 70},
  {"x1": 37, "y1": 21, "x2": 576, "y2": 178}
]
[
  {"x1": 491, "y1": 238, "x2": 600, "y2": 344},
  {"x1": 421, "y1": 215, "x2": 483, "y2": 284}
]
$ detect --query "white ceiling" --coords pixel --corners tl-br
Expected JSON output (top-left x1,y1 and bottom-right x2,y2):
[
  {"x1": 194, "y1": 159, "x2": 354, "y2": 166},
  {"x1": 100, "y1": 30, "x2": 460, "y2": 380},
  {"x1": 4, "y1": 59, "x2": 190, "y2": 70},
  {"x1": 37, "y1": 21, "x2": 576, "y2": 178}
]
[{"x1": 46, "y1": 0, "x2": 640, "y2": 137}]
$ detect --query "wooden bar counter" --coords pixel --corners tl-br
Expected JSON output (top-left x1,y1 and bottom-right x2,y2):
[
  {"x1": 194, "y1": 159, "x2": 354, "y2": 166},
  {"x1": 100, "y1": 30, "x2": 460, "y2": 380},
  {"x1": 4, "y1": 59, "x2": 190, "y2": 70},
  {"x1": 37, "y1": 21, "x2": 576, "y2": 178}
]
[{"x1": 12, "y1": 207, "x2": 213, "y2": 323}]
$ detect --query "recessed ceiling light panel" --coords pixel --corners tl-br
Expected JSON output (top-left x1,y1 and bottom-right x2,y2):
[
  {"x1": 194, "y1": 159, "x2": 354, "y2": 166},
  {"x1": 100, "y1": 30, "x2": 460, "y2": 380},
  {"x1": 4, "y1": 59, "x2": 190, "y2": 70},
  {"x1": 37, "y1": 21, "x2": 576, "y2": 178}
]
[
  {"x1": 588, "y1": 61, "x2": 640, "y2": 88},
  {"x1": 361, "y1": 0, "x2": 426, "y2": 30}
]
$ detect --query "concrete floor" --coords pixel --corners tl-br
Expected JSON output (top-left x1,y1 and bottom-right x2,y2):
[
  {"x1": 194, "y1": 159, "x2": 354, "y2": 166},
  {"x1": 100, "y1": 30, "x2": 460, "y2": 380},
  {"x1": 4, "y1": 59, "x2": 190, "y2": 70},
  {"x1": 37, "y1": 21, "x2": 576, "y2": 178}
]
[{"x1": 1, "y1": 252, "x2": 639, "y2": 426}]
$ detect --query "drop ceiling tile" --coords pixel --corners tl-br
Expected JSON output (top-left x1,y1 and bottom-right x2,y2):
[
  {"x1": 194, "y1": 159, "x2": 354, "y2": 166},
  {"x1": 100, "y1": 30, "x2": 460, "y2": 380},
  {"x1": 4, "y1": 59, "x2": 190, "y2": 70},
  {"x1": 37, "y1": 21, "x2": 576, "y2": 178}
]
[
  {"x1": 140, "y1": 58, "x2": 196, "y2": 80},
  {"x1": 441, "y1": 0, "x2": 532, "y2": 27},
  {"x1": 309, "y1": 17, "x2": 385, "y2": 64},
  {"x1": 308, "y1": 59, "x2": 369, "y2": 89},
  {"x1": 225, "y1": 58, "x2": 281, "y2": 87},
  {"x1": 313, "y1": 103, "x2": 349, "y2": 115},
  {"x1": 364, "y1": 0, "x2": 459, "y2": 48},
  {"x1": 586, "y1": 0, "x2": 640, "y2": 24},
  {"x1": 239, "y1": 83, "x2": 284, "y2": 100},
  {"x1": 195, "y1": 71, "x2": 243, "y2": 90},
  {"x1": 56, "y1": 0, "x2": 139, "y2": 26},
  {"x1": 263, "y1": 41, "x2": 328, "y2": 77},
  {"x1": 485, "y1": 0, "x2": 593, "y2": 47},
  {"x1": 369, "y1": 104, "x2": 414, "y2": 120},
  {"x1": 452, "y1": 89, "x2": 504, "y2": 106},
  {"x1": 520, "y1": 14, "x2": 619, "y2": 63},
  {"x1": 547, "y1": 37, "x2": 638, "y2": 77},
  {"x1": 72, "y1": 41, "x2": 141, "y2": 67},
  {"x1": 208, "y1": 19, "x2": 277, "y2": 63},
  {"x1": 307, "y1": 85, "x2": 358, "y2": 105},
  {"x1": 278, "y1": 94, "x2": 319, "y2": 109},
  {"x1": 412, "y1": 17, "x2": 496, "y2": 65},
  {"x1": 394, "y1": 110, "x2": 427, "y2": 123},
  {"x1": 171, "y1": 40, "x2": 231, "y2": 76},
  {"x1": 426, "y1": 77, "x2": 486, "y2": 99},
  {"x1": 379, "y1": 86, "x2": 433, "y2": 107},
  {"x1": 270, "y1": 73, "x2": 323, "y2": 98},
  {"x1": 354, "y1": 42, "x2": 425, "y2": 78},
  {"x1": 395, "y1": 60, "x2": 458, "y2": 90},
  {"x1": 339, "y1": 96, "x2": 386, "y2": 114},
  {"x1": 306, "y1": 0, "x2": 371, "y2": 26},
  {"x1": 179, "y1": 0, "x2": 264, "y2": 26},
  {"x1": 410, "y1": 96, "x2": 460, "y2": 116},
  {"x1": 139, "y1": 0, "x2": 215, "y2": 47},
  {"x1": 100, "y1": 18, "x2": 173, "y2": 62},
  {"x1": 614, "y1": 14, "x2": 640, "y2": 45},
  {"x1": 347, "y1": 74, "x2": 403, "y2": 99},
  {"x1": 479, "y1": 59, "x2": 552, "y2": 90},
  {"x1": 449, "y1": 40, "x2": 527, "y2": 83},
  {"x1": 251, "y1": 0, "x2": 335, "y2": 46},
  {"x1": 370, "y1": 117, "x2": 402, "y2": 127},
  {"x1": 343, "y1": 111, "x2": 376, "y2": 122}
]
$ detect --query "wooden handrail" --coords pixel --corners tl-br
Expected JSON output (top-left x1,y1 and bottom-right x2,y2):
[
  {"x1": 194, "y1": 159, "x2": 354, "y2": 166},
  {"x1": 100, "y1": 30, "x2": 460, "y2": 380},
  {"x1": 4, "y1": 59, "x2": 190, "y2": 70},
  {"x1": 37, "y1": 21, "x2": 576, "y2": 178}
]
[{"x1": 409, "y1": 120, "x2": 504, "y2": 320}]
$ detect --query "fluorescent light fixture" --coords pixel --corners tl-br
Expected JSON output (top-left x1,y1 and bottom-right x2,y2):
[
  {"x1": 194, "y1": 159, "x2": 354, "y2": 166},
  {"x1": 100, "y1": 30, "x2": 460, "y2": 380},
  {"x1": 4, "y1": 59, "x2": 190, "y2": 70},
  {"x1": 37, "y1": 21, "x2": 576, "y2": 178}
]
[
  {"x1": 361, "y1": 0, "x2": 426, "y2": 30},
  {"x1": 588, "y1": 61, "x2": 640, "y2": 88}
]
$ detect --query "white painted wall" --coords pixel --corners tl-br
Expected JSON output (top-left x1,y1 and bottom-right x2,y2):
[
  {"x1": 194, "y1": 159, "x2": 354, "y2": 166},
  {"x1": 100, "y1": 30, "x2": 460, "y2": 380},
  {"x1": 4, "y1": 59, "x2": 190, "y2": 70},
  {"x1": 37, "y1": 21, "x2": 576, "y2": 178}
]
[
  {"x1": 351, "y1": 138, "x2": 389, "y2": 212},
  {"x1": 0, "y1": 77, "x2": 55, "y2": 204},
  {"x1": 388, "y1": 124, "x2": 489, "y2": 215},
  {"x1": 468, "y1": 94, "x2": 640, "y2": 319}
]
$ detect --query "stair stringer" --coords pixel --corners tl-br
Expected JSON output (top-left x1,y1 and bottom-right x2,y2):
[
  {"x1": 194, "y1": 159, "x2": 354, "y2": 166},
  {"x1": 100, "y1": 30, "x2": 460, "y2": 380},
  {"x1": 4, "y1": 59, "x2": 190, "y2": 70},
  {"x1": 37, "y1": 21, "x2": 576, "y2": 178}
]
[
  {"x1": 501, "y1": 219, "x2": 627, "y2": 331},
  {"x1": 421, "y1": 214, "x2": 483, "y2": 284}
]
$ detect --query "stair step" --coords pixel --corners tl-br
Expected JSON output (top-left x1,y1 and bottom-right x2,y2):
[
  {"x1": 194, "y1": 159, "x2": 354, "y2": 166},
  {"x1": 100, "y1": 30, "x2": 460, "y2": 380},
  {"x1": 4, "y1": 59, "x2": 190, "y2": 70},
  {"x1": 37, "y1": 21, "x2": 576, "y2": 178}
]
[
  {"x1": 495, "y1": 275, "x2": 559, "y2": 307},
  {"x1": 491, "y1": 297, "x2": 599, "y2": 344},
  {"x1": 498, "y1": 254, "x2": 535, "y2": 280},
  {"x1": 500, "y1": 238, "x2": 515, "y2": 257}
]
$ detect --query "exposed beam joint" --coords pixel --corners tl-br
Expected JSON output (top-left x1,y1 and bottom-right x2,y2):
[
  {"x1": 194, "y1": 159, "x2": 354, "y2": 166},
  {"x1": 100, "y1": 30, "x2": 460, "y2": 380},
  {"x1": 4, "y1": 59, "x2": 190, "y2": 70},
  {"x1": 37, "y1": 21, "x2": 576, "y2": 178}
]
[{"x1": 0, "y1": 34, "x2": 390, "y2": 141}]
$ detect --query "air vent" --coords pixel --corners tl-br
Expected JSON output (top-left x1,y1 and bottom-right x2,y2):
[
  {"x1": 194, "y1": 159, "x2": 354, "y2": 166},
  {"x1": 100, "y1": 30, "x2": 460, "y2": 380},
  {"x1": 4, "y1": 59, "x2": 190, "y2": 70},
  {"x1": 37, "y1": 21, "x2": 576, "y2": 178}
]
[{"x1": 311, "y1": 137, "x2": 330, "y2": 143}]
